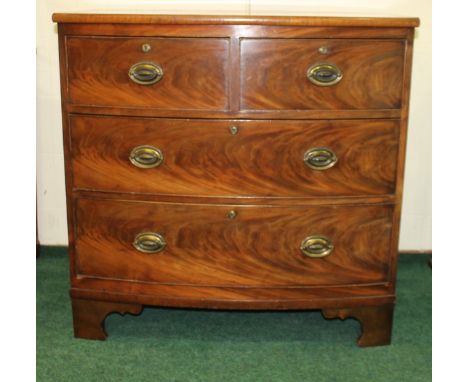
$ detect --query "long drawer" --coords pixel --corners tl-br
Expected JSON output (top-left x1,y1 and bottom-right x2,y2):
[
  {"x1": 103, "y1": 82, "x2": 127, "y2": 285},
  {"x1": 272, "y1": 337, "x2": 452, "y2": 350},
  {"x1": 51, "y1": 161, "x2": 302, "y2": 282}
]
[
  {"x1": 70, "y1": 115, "x2": 399, "y2": 197},
  {"x1": 74, "y1": 198, "x2": 393, "y2": 287}
]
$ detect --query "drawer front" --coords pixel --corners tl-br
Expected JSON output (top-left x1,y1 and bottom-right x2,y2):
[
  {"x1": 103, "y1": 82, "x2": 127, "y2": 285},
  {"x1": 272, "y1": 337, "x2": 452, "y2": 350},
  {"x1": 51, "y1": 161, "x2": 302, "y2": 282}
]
[
  {"x1": 70, "y1": 115, "x2": 399, "y2": 197},
  {"x1": 65, "y1": 37, "x2": 229, "y2": 110},
  {"x1": 75, "y1": 198, "x2": 393, "y2": 287},
  {"x1": 240, "y1": 39, "x2": 405, "y2": 110}
]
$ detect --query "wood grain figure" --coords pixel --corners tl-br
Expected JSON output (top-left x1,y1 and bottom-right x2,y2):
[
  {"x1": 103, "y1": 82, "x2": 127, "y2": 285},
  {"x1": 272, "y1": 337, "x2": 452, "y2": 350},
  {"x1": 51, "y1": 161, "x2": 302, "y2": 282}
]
[
  {"x1": 66, "y1": 37, "x2": 229, "y2": 110},
  {"x1": 241, "y1": 39, "x2": 405, "y2": 111}
]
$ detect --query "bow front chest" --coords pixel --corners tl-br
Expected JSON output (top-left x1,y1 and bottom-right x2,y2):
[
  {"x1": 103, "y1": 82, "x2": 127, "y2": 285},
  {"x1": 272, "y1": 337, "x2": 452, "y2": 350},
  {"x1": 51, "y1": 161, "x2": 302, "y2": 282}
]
[{"x1": 53, "y1": 13, "x2": 419, "y2": 346}]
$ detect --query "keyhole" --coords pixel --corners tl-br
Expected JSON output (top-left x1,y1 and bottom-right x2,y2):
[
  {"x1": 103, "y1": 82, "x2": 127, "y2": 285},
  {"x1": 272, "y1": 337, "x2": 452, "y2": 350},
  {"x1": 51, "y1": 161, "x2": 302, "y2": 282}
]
[{"x1": 227, "y1": 210, "x2": 237, "y2": 219}]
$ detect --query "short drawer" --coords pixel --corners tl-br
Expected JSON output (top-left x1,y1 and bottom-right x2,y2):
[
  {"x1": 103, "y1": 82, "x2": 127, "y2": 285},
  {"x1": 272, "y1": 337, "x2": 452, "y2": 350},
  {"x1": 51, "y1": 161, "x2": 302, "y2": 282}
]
[
  {"x1": 75, "y1": 198, "x2": 393, "y2": 287},
  {"x1": 70, "y1": 115, "x2": 399, "y2": 197},
  {"x1": 65, "y1": 36, "x2": 229, "y2": 110},
  {"x1": 240, "y1": 39, "x2": 405, "y2": 110}
]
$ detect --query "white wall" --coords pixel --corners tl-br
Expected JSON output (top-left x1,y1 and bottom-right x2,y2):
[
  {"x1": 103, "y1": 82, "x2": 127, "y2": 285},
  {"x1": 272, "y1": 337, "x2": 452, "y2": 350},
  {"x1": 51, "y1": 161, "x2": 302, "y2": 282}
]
[{"x1": 37, "y1": 0, "x2": 432, "y2": 249}]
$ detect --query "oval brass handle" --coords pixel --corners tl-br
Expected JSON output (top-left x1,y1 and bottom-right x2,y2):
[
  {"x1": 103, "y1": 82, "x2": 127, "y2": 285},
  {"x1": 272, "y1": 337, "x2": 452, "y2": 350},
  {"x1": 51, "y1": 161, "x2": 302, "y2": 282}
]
[
  {"x1": 300, "y1": 236, "x2": 334, "y2": 258},
  {"x1": 304, "y1": 147, "x2": 337, "y2": 170},
  {"x1": 133, "y1": 232, "x2": 166, "y2": 254},
  {"x1": 129, "y1": 145, "x2": 164, "y2": 168},
  {"x1": 306, "y1": 63, "x2": 342, "y2": 86},
  {"x1": 129, "y1": 62, "x2": 163, "y2": 85}
]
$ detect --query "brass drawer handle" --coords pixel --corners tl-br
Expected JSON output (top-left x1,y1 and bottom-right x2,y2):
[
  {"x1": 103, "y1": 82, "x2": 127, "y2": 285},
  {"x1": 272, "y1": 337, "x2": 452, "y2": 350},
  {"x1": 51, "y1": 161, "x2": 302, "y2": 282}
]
[
  {"x1": 129, "y1": 62, "x2": 163, "y2": 85},
  {"x1": 307, "y1": 63, "x2": 342, "y2": 86},
  {"x1": 129, "y1": 145, "x2": 164, "y2": 168},
  {"x1": 304, "y1": 147, "x2": 337, "y2": 170},
  {"x1": 133, "y1": 232, "x2": 166, "y2": 254},
  {"x1": 300, "y1": 236, "x2": 334, "y2": 258}
]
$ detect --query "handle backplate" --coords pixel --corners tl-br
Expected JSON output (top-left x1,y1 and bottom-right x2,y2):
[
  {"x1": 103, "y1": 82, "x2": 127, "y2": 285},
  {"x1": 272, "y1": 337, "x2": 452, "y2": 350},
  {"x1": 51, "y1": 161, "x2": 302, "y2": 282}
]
[
  {"x1": 129, "y1": 145, "x2": 164, "y2": 169},
  {"x1": 133, "y1": 232, "x2": 166, "y2": 254},
  {"x1": 129, "y1": 61, "x2": 163, "y2": 85},
  {"x1": 304, "y1": 147, "x2": 337, "y2": 170},
  {"x1": 307, "y1": 63, "x2": 342, "y2": 86},
  {"x1": 300, "y1": 236, "x2": 334, "y2": 258}
]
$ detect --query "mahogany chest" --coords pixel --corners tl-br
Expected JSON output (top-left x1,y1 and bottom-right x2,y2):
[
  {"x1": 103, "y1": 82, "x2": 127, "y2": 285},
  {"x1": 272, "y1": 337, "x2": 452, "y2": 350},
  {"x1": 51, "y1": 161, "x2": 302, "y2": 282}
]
[{"x1": 53, "y1": 14, "x2": 419, "y2": 346}]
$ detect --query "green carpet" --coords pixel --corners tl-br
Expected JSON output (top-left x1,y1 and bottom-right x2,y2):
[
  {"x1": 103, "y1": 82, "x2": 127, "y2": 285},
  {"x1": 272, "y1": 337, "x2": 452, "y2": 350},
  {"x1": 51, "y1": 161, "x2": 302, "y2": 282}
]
[{"x1": 37, "y1": 248, "x2": 431, "y2": 382}]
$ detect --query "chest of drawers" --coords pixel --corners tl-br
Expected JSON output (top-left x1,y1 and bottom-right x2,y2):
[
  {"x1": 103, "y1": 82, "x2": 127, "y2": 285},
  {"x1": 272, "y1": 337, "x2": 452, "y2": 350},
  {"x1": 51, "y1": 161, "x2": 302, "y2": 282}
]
[{"x1": 53, "y1": 14, "x2": 419, "y2": 347}]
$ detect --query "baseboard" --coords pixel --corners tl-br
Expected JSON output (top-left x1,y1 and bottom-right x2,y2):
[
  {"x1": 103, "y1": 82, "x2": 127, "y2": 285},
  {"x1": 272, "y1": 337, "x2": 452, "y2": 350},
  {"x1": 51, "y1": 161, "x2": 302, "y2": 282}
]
[
  {"x1": 398, "y1": 250, "x2": 432, "y2": 255},
  {"x1": 37, "y1": 245, "x2": 432, "y2": 256}
]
